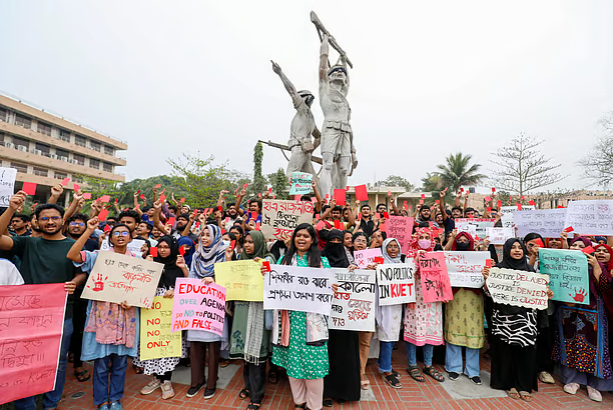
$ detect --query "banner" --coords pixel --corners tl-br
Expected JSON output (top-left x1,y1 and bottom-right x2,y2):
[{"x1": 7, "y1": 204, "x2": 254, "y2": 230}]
[
  {"x1": 442, "y1": 251, "x2": 489, "y2": 288},
  {"x1": 565, "y1": 200, "x2": 613, "y2": 235},
  {"x1": 485, "y1": 227, "x2": 515, "y2": 245},
  {"x1": 376, "y1": 262, "x2": 417, "y2": 306},
  {"x1": 353, "y1": 248, "x2": 382, "y2": 269},
  {"x1": 264, "y1": 265, "x2": 333, "y2": 315},
  {"x1": 386, "y1": 217, "x2": 415, "y2": 255},
  {"x1": 0, "y1": 167, "x2": 17, "y2": 207},
  {"x1": 486, "y1": 267, "x2": 549, "y2": 310},
  {"x1": 455, "y1": 218, "x2": 495, "y2": 238},
  {"x1": 81, "y1": 251, "x2": 163, "y2": 308},
  {"x1": 419, "y1": 252, "x2": 453, "y2": 303},
  {"x1": 289, "y1": 172, "x2": 313, "y2": 195},
  {"x1": 330, "y1": 269, "x2": 376, "y2": 331},
  {"x1": 514, "y1": 208, "x2": 568, "y2": 238},
  {"x1": 140, "y1": 296, "x2": 182, "y2": 360},
  {"x1": 539, "y1": 249, "x2": 590, "y2": 305},
  {"x1": 171, "y1": 278, "x2": 226, "y2": 336},
  {"x1": 214, "y1": 260, "x2": 264, "y2": 301},
  {"x1": 261, "y1": 200, "x2": 315, "y2": 240},
  {"x1": 0, "y1": 284, "x2": 67, "y2": 404}
]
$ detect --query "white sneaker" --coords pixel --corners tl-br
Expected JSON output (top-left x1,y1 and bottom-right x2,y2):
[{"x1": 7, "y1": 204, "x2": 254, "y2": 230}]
[
  {"x1": 140, "y1": 378, "x2": 161, "y2": 395},
  {"x1": 161, "y1": 380, "x2": 175, "y2": 400},
  {"x1": 563, "y1": 382, "x2": 580, "y2": 395},
  {"x1": 587, "y1": 386, "x2": 602, "y2": 402},
  {"x1": 538, "y1": 371, "x2": 555, "y2": 384}
]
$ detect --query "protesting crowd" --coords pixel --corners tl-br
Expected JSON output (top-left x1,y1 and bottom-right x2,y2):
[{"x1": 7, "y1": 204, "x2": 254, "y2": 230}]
[{"x1": 1, "y1": 180, "x2": 613, "y2": 410}]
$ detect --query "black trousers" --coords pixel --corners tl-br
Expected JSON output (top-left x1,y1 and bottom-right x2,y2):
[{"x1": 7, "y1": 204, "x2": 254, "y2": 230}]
[
  {"x1": 536, "y1": 322, "x2": 555, "y2": 374},
  {"x1": 243, "y1": 362, "x2": 266, "y2": 403},
  {"x1": 70, "y1": 292, "x2": 88, "y2": 369}
]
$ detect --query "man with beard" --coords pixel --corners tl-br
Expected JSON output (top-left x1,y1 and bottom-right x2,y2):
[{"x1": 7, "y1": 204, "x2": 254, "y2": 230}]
[
  {"x1": 173, "y1": 213, "x2": 198, "y2": 243},
  {"x1": 117, "y1": 209, "x2": 141, "y2": 239},
  {"x1": 9, "y1": 213, "x2": 31, "y2": 237},
  {"x1": 357, "y1": 204, "x2": 377, "y2": 238},
  {"x1": 416, "y1": 204, "x2": 440, "y2": 228},
  {"x1": 0, "y1": 193, "x2": 84, "y2": 410},
  {"x1": 65, "y1": 213, "x2": 98, "y2": 251}
]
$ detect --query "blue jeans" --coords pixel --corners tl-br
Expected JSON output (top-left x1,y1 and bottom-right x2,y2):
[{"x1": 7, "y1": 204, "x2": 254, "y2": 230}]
[
  {"x1": 377, "y1": 341, "x2": 395, "y2": 373},
  {"x1": 14, "y1": 319, "x2": 73, "y2": 410},
  {"x1": 93, "y1": 354, "x2": 128, "y2": 406},
  {"x1": 405, "y1": 342, "x2": 434, "y2": 367},
  {"x1": 445, "y1": 343, "x2": 480, "y2": 378}
]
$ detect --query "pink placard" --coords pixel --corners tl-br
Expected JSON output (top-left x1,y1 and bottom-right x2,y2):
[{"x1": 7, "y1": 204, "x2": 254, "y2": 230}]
[
  {"x1": 419, "y1": 252, "x2": 453, "y2": 303},
  {"x1": 171, "y1": 278, "x2": 226, "y2": 336},
  {"x1": 353, "y1": 248, "x2": 383, "y2": 269},
  {"x1": 386, "y1": 216, "x2": 414, "y2": 255},
  {"x1": 0, "y1": 284, "x2": 67, "y2": 403}
]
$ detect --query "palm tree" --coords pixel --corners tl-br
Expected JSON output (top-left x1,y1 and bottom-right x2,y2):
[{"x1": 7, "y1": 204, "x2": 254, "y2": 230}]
[{"x1": 435, "y1": 152, "x2": 486, "y2": 193}]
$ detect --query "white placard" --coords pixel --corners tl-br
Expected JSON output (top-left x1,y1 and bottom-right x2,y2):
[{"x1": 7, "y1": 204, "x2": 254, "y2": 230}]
[
  {"x1": 330, "y1": 269, "x2": 376, "y2": 331},
  {"x1": 499, "y1": 205, "x2": 536, "y2": 229},
  {"x1": 514, "y1": 208, "x2": 567, "y2": 238},
  {"x1": 442, "y1": 251, "x2": 489, "y2": 288},
  {"x1": 486, "y1": 227, "x2": 515, "y2": 245},
  {"x1": 100, "y1": 238, "x2": 146, "y2": 255},
  {"x1": 565, "y1": 200, "x2": 613, "y2": 235},
  {"x1": 376, "y1": 262, "x2": 417, "y2": 306},
  {"x1": 455, "y1": 218, "x2": 495, "y2": 238},
  {"x1": 486, "y1": 267, "x2": 549, "y2": 310},
  {"x1": 0, "y1": 167, "x2": 17, "y2": 206}
]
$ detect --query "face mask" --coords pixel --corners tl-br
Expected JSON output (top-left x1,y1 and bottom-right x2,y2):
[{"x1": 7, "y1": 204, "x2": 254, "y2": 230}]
[
  {"x1": 418, "y1": 239, "x2": 431, "y2": 249},
  {"x1": 222, "y1": 240, "x2": 231, "y2": 247},
  {"x1": 456, "y1": 242, "x2": 470, "y2": 251}
]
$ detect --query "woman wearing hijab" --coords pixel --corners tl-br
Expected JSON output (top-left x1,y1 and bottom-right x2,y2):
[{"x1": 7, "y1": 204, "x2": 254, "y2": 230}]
[
  {"x1": 322, "y1": 229, "x2": 361, "y2": 406},
  {"x1": 134, "y1": 235, "x2": 189, "y2": 400},
  {"x1": 595, "y1": 243, "x2": 613, "y2": 383},
  {"x1": 404, "y1": 228, "x2": 445, "y2": 383},
  {"x1": 443, "y1": 231, "x2": 484, "y2": 384},
  {"x1": 552, "y1": 237, "x2": 613, "y2": 402},
  {"x1": 482, "y1": 238, "x2": 553, "y2": 402},
  {"x1": 177, "y1": 236, "x2": 195, "y2": 268}
]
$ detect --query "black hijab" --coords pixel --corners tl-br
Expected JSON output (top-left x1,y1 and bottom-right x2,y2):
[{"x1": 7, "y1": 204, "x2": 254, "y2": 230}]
[
  {"x1": 154, "y1": 235, "x2": 184, "y2": 289},
  {"x1": 323, "y1": 229, "x2": 350, "y2": 268},
  {"x1": 497, "y1": 238, "x2": 534, "y2": 272}
]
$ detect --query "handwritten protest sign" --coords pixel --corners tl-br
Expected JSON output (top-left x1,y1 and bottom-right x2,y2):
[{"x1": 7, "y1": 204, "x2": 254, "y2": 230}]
[
  {"x1": 264, "y1": 265, "x2": 333, "y2": 315},
  {"x1": 386, "y1": 217, "x2": 415, "y2": 254},
  {"x1": 539, "y1": 249, "x2": 589, "y2": 305},
  {"x1": 442, "y1": 251, "x2": 489, "y2": 288},
  {"x1": 486, "y1": 267, "x2": 549, "y2": 310},
  {"x1": 289, "y1": 172, "x2": 313, "y2": 195},
  {"x1": 485, "y1": 227, "x2": 515, "y2": 245},
  {"x1": 419, "y1": 253, "x2": 453, "y2": 303},
  {"x1": 261, "y1": 200, "x2": 315, "y2": 240},
  {"x1": 377, "y1": 262, "x2": 417, "y2": 306},
  {"x1": 140, "y1": 296, "x2": 182, "y2": 360},
  {"x1": 514, "y1": 208, "x2": 567, "y2": 238},
  {"x1": 171, "y1": 278, "x2": 226, "y2": 336},
  {"x1": 499, "y1": 205, "x2": 536, "y2": 228},
  {"x1": 565, "y1": 200, "x2": 613, "y2": 235},
  {"x1": 353, "y1": 248, "x2": 383, "y2": 269},
  {"x1": 100, "y1": 238, "x2": 146, "y2": 254},
  {"x1": 330, "y1": 269, "x2": 376, "y2": 331},
  {"x1": 214, "y1": 260, "x2": 264, "y2": 302},
  {"x1": 81, "y1": 251, "x2": 163, "y2": 308},
  {"x1": 0, "y1": 167, "x2": 17, "y2": 207},
  {"x1": 455, "y1": 218, "x2": 495, "y2": 238},
  {"x1": 0, "y1": 284, "x2": 67, "y2": 404}
]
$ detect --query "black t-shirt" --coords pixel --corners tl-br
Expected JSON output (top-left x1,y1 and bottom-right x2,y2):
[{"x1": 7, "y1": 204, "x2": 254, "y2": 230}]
[{"x1": 359, "y1": 219, "x2": 376, "y2": 238}]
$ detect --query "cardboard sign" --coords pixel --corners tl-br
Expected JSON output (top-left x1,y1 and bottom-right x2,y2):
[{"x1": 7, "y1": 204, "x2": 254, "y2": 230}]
[
  {"x1": 539, "y1": 249, "x2": 590, "y2": 305},
  {"x1": 214, "y1": 260, "x2": 264, "y2": 302},
  {"x1": 353, "y1": 248, "x2": 383, "y2": 269},
  {"x1": 171, "y1": 278, "x2": 226, "y2": 336},
  {"x1": 485, "y1": 227, "x2": 515, "y2": 245},
  {"x1": 386, "y1": 216, "x2": 415, "y2": 255},
  {"x1": 514, "y1": 208, "x2": 568, "y2": 238},
  {"x1": 139, "y1": 296, "x2": 182, "y2": 360},
  {"x1": 0, "y1": 167, "x2": 17, "y2": 206},
  {"x1": 455, "y1": 218, "x2": 496, "y2": 239},
  {"x1": 441, "y1": 251, "x2": 489, "y2": 288},
  {"x1": 486, "y1": 267, "x2": 549, "y2": 310},
  {"x1": 261, "y1": 200, "x2": 315, "y2": 240},
  {"x1": 81, "y1": 251, "x2": 163, "y2": 308},
  {"x1": 565, "y1": 200, "x2": 613, "y2": 235},
  {"x1": 289, "y1": 172, "x2": 313, "y2": 195},
  {"x1": 330, "y1": 269, "x2": 376, "y2": 331},
  {"x1": 0, "y1": 284, "x2": 67, "y2": 403},
  {"x1": 419, "y1": 252, "x2": 453, "y2": 303},
  {"x1": 376, "y1": 262, "x2": 417, "y2": 306},
  {"x1": 264, "y1": 265, "x2": 333, "y2": 315}
]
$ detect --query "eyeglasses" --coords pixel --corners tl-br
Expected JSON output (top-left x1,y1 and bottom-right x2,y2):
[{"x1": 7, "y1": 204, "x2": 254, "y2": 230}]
[
  {"x1": 70, "y1": 222, "x2": 85, "y2": 227},
  {"x1": 112, "y1": 231, "x2": 130, "y2": 237},
  {"x1": 39, "y1": 216, "x2": 62, "y2": 221}
]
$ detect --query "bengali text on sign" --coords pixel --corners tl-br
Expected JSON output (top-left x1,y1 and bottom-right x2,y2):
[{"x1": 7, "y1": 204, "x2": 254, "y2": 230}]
[
  {"x1": 264, "y1": 265, "x2": 333, "y2": 315},
  {"x1": 538, "y1": 248, "x2": 589, "y2": 305},
  {"x1": 214, "y1": 260, "x2": 264, "y2": 302},
  {"x1": 330, "y1": 268, "x2": 376, "y2": 331},
  {"x1": 261, "y1": 200, "x2": 315, "y2": 240},
  {"x1": 140, "y1": 296, "x2": 182, "y2": 360}
]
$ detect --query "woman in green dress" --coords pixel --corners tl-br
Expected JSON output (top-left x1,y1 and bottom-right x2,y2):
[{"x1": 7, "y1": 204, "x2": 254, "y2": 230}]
[
  {"x1": 272, "y1": 223, "x2": 331, "y2": 410},
  {"x1": 230, "y1": 231, "x2": 276, "y2": 409}
]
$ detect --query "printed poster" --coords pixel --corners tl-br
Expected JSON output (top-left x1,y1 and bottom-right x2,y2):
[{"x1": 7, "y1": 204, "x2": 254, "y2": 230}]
[
  {"x1": 140, "y1": 296, "x2": 182, "y2": 360},
  {"x1": 171, "y1": 278, "x2": 226, "y2": 336},
  {"x1": 539, "y1": 249, "x2": 590, "y2": 305},
  {"x1": 214, "y1": 260, "x2": 264, "y2": 302},
  {"x1": 330, "y1": 269, "x2": 376, "y2": 331},
  {"x1": 264, "y1": 265, "x2": 333, "y2": 315}
]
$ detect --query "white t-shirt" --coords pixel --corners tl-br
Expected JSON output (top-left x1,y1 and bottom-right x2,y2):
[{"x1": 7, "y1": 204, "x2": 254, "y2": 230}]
[{"x1": 0, "y1": 259, "x2": 24, "y2": 285}]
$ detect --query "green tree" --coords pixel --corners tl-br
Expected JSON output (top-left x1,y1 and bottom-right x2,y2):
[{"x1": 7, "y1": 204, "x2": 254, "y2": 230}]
[
  {"x1": 375, "y1": 175, "x2": 415, "y2": 192},
  {"x1": 436, "y1": 153, "x2": 486, "y2": 193},
  {"x1": 253, "y1": 142, "x2": 266, "y2": 194},
  {"x1": 268, "y1": 168, "x2": 289, "y2": 199},
  {"x1": 421, "y1": 172, "x2": 443, "y2": 192}
]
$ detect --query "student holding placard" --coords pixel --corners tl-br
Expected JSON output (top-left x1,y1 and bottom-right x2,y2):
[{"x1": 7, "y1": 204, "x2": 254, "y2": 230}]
[{"x1": 552, "y1": 237, "x2": 613, "y2": 402}]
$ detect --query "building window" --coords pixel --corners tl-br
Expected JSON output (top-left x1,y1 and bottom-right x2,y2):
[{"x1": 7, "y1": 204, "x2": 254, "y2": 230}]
[
  {"x1": 56, "y1": 148, "x2": 69, "y2": 159},
  {"x1": 15, "y1": 114, "x2": 32, "y2": 129},
  {"x1": 0, "y1": 133, "x2": 4, "y2": 142},
  {"x1": 35, "y1": 143, "x2": 51, "y2": 156},
  {"x1": 72, "y1": 175, "x2": 83, "y2": 183},
  {"x1": 73, "y1": 154, "x2": 85, "y2": 166},
  {"x1": 89, "y1": 158, "x2": 100, "y2": 169},
  {"x1": 12, "y1": 136, "x2": 29, "y2": 150},
  {"x1": 37, "y1": 121, "x2": 52, "y2": 136},
  {"x1": 10, "y1": 162, "x2": 28, "y2": 173},
  {"x1": 33, "y1": 167, "x2": 48, "y2": 177},
  {"x1": 0, "y1": 107, "x2": 7, "y2": 122},
  {"x1": 89, "y1": 140, "x2": 101, "y2": 152},
  {"x1": 103, "y1": 162, "x2": 113, "y2": 172},
  {"x1": 74, "y1": 134, "x2": 86, "y2": 147},
  {"x1": 55, "y1": 171, "x2": 68, "y2": 180},
  {"x1": 104, "y1": 145, "x2": 114, "y2": 156},
  {"x1": 59, "y1": 129, "x2": 71, "y2": 142}
]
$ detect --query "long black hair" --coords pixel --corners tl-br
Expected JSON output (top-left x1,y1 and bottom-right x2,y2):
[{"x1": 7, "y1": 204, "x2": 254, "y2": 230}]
[{"x1": 281, "y1": 223, "x2": 322, "y2": 268}]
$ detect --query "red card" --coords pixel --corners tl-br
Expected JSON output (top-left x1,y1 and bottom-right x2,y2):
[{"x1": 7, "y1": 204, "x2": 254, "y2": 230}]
[
  {"x1": 484, "y1": 196, "x2": 491, "y2": 202},
  {"x1": 272, "y1": 194, "x2": 276, "y2": 199},
  {"x1": 435, "y1": 200, "x2": 439, "y2": 205},
  {"x1": 167, "y1": 217, "x2": 176, "y2": 226},
  {"x1": 383, "y1": 212, "x2": 390, "y2": 219},
  {"x1": 258, "y1": 193, "x2": 262, "y2": 198},
  {"x1": 179, "y1": 245, "x2": 185, "y2": 256},
  {"x1": 491, "y1": 188, "x2": 496, "y2": 192},
  {"x1": 485, "y1": 259, "x2": 492, "y2": 268},
  {"x1": 497, "y1": 200, "x2": 502, "y2": 210},
  {"x1": 517, "y1": 203, "x2": 522, "y2": 210},
  {"x1": 98, "y1": 209, "x2": 109, "y2": 221},
  {"x1": 100, "y1": 195, "x2": 111, "y2": 203},
  {"x1": 218, "y1": 206, "x2": 223, "y2": 212},
  {"x1": 268, "y1": 188, "x2": 272, "y2": 194},
  {"x1": 115, "y1": 198, "x2": 118, "y2": 203},
  {"x1": 403, "y1": 201, "x2": 408, "y2": 210},
  {"x1": 534, "y1": 238, "x2": 545, "y2": 248},
  {"x1": 529, "y1": 200, "x2": 536, "y2": 206},
  {"x1": 255, "y1": 222, "x2": 261, "y2": 231},
  {"x1": 354, "y1": 185, "x2": 368, "y2": 202},
  {"x1": 262, "y1": 261, "x2": 271, "y2": 272},
  {"x1": 159, "y1": 195, "x2": 166, "y2": 202},
  {"x1": 374, "y1": 257, "x2": 384, "y2": 264},
  {"x1": 230, "y1": 240, "x2": 236, "y2": 249},
  {"x1": 140, "y1": 194, "x2": 145, "y2": 200},
  {"x1": 564, "y1": 226, "x2": 574, "y2": 232},
  {"x1": 334, "y1": 220, "x2": 343, "y2": 229},
  {"x1": 294, "y1": 195, "x2": 301, "y2": 201},
  {"x1": 243, "y1": 183, "x2": 249, "y2": 188},
  {"x1": 83, "y1": 193, "x2": 92, "y2": 199},
  {"x1": 486, "y1": 207, "x2": 492, "y2": 213},
  {"x1": 180, "y1": 198, "x2": 185, "y2": 203},
  {"x1": 22, "y1": 182, "x2": 37, "y2": 195},
  {"x1": 419, "y1": 199, "x2": 424, "y2": 205},
  {"x1": 61, "y1": 178, "x2": 70, "y2": 186},
  {"x1": 387, "y1": 191, "x2": 392, "y2": 196},
  {"x1": 460, "y1": 188, "x2": 464, "y2": 192},
  {"x1": 311, "y1": 197, "x2": 317, "y2": 203},
  {"x1": 315, "y1": 214, "x2": 320, "y2": 220},
  {"x1": 582, "y1": 246, "x2": 595, "y2": 254},
  {"x1": 428, "y1": 221, "x2": 434, "y2": 227},
  {"x1": 73, "y1": 183, "x2": 80, "y2": 191},
  {"x1": 521, "y1": 196, "x2": 525, "y2": 200},
  {"x1": 334, "y1": 189, "x2": 346, "y2": 206},
  {"x1": 421, "y1": 194, "x2": 425, "y2": 199},
  {"x1": 150, "y1": 247, "x2": 158, "y2": 257},
  {"x1": 103, "y1": 224, "x2": 111, "y2": 233},
  {"x1": 357, "y1": 213, "x2": 362, "y2": 220},
  {"x1": 136, "y1": 190, "x2": 141, "y2": 195},
  {"x1": 155, "y1": 184, "x2": 161, "y2": 188}
]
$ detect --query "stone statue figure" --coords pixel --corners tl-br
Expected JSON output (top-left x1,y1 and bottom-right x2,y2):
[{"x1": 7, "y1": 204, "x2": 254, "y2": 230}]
[{"x1": 271, "y1": 60, "x2": 321, "y2": 181}]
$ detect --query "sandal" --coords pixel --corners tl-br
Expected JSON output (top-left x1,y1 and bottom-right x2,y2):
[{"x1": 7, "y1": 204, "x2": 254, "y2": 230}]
[
  {"x1": 247, "y1": 403, "x2": 261, "y2": 410},
  {"x1": 267, "y1": 370, "x2": 279, "y2": 384},
  {"x1": 238, "y1": 388, "x2": 250, "y2": 400},
  {"x1": 220, "y1": 359, "x2": 231, "y2": 368},
  {"x1": 133, "y1": 364, "x2": 143, "y2": 374},
  {"x1": 407, "y1": 366, "x2": 425, "y2": 383},
  {"x1": 423, "y1": 366, "x2": 444, "y2": 382},
  {"x1": 323, "y1": 398, "x2": 334, "y2": 407},
  {"x1": 360, "y1": 379, "x2": 371, "y2": 390},
  {"x1": 519, "y1": 391, "x2": 533, "y2": 402},
  {"x1": 74, "y1": 369, "x2": 90, "y2": 382},
  {"x1": 506, "y1": 388, "x2": 520, "y2": 400},
  {"x1": 295, "y1": 405, "x2": 306, "y2": 409}
]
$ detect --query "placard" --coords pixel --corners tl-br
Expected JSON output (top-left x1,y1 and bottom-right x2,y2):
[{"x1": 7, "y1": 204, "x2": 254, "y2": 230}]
[
  {"x1": 486, "y1": 267, "x2": 549, "y2": 310},
  {"x1": 419, "y1": 252, "x2": 453, "y2": 303},
  {"x1": 330, "y1": 269, "x2": 376, "y2": 331},
  {"x1": 0, "y1": 167, "x2": 17, "y2": 206},
  {"x1": 499, "y1": 205, "x2": 536, "y2": 228},
  {"x1": 81, "y1": 251, "x2": 163, "y2": 308},
  {"x1": 386, "y1": 217, "x2": 415, "y2": 255},
  {"x1": 289, "y1": 172, "x2": 313, "y2": 195},
  {"x1": 485, "y1": 227, "x2": 515, "y2": 245},
  {"x1": 214, "y1": 260, "x2": 264, "y2": 302},
  {"x1": 261, "y1": 200, "x2": 315, "y2": 240},
  {"x1": 376, "y1": 262, "x2": 417, "y2": 306},
  {"x1": 442, "y1": 251, "x2": 489, "y2": 288},
  {"x1": 353, "y1": 248, "x2": 383, "y2": 269},
  {"x1": 514, "y1": 208, "x2": 567, "y2": 238},
  {"x1": 565, "y1": 200, "x2": 613, "y2": 235},
  {"x1": 171, "y1": 278, "x2": 226, "y2": 336},
  {"x1": 0, "y1": 284, "x2": 67, "y2": 404},
  {"x1": 264, "y1": 265, "x2": 333, "y2": 315},
  {"x1": 140, "y1": 296, "x2": 182, "y2": 360},
  {"x1": 538, "y1": 249, "x2": 590, "y2": 305},
  {"x1": 455, "y1": 218, "x2": 496, "y2": 238}
]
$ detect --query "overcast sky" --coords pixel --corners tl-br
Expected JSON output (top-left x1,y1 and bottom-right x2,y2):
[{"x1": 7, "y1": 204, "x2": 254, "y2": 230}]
[{"x1": 1, "y1": 0, "x2": 612, "y2": 191}]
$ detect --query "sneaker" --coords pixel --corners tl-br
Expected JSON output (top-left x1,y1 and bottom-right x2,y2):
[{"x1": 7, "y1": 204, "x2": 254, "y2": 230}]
[
  {"x1": 470, "y1": 376, "x2": 482, "y2": 385},
  {"x1": 448, "y1": 372, "x2": 460, "y2": 381},
  {"x1": 538, "y1": 371, "x2": 555, "y2": 384},
  {"x1": 383, "y1": 373, "x2": 402, "y2": 389},
  {"x1": 161, "y1": 380, "x2": 175, "y2": 400},
  {"x1": 563, "y1": 382, "x2": 580, "y2": 395},
  {"x1": 587, "y1": 386, "x2": 602, "y2": 402},
  {"x1": 186, "y1": 383, "x2": 204, "y2": 398},
  {"x1": 109, "y1": 402, "x2": 123, "y2": 410},
  {"x1": 97, "y1": 405, "x2": 109, "y2": 410},
  {"x1": 204, "y1": 387, "x2": 216, "y2": 399},
  {"x1": 140, "y1": 378, "x2": 161, "y2": 395}
]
